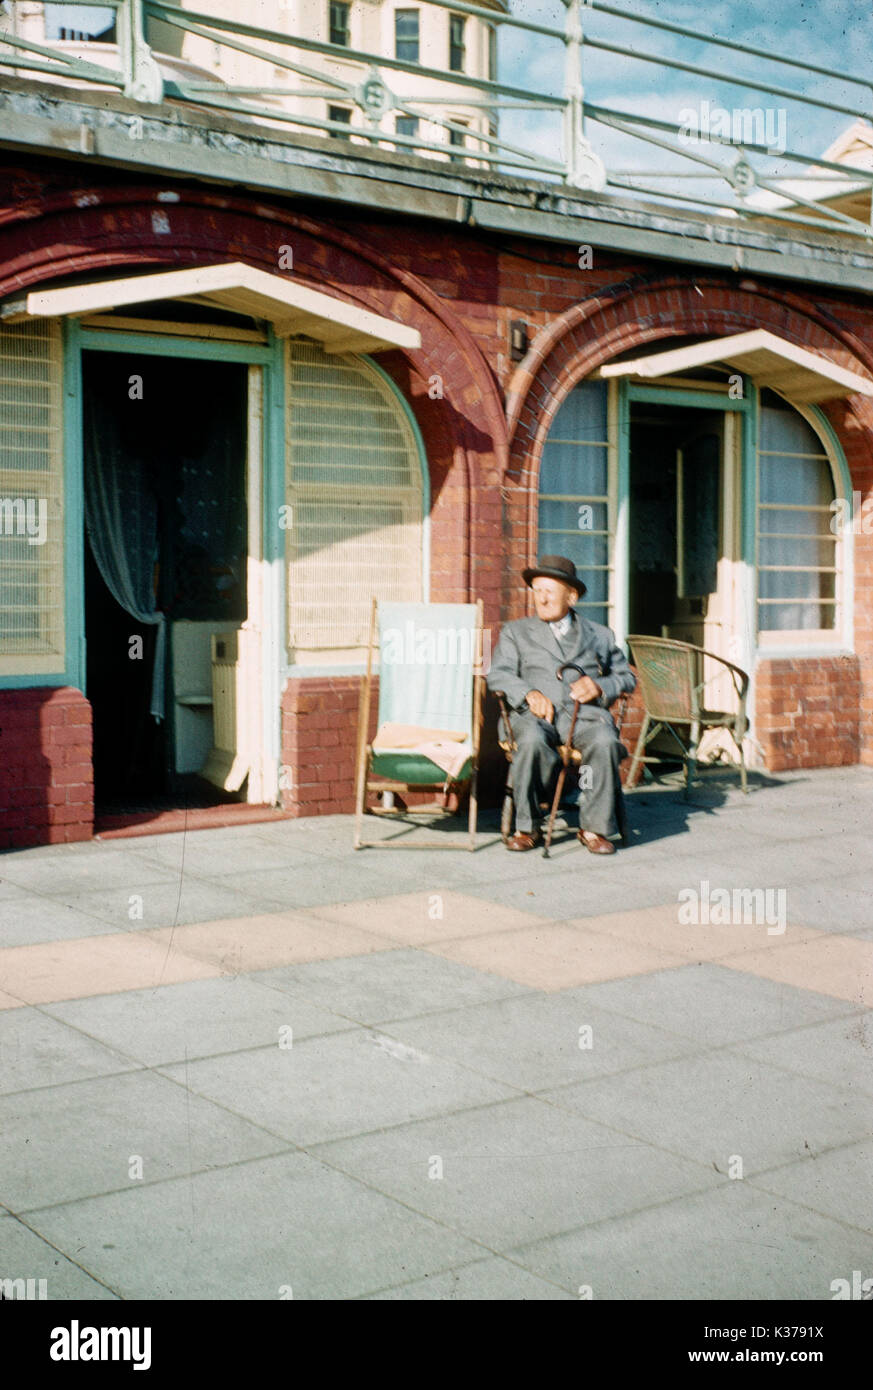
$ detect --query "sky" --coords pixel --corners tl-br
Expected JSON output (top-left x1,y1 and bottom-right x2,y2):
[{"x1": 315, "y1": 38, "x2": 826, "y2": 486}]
[
  {"x1": 496, "y1": 0, "x2": 873, "y2": 209},
  {"x1": 29, "y1": 0, "x2": 873, "y2": 215}
]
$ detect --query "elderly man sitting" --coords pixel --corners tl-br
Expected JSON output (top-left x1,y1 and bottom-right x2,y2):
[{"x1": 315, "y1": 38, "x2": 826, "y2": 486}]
[{"x1": 487, "y1": 555, "x2": 636, "y2": 853}]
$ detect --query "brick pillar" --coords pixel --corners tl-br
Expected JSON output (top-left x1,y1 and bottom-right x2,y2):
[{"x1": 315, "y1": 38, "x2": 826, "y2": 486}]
[{"x1": 0, "y1": 687, "x2": 93, "y2": 847}]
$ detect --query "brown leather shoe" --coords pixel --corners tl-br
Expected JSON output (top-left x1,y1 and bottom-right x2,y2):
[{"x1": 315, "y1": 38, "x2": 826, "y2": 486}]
[
  {"x1": 505, "y1": 830, "x2": 542, "y2": 852},
  {"x1": 578, "y1": 829, "x2": 616, "y2": 855}
]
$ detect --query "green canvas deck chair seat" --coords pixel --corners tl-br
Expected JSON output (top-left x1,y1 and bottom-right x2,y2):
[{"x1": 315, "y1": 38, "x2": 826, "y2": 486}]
[
  {"x1": 625, "y1": 635, "x2": 749, "y2": 797},
  {"x1": 354, "y1": 599, "x2": 485, "y2": 849}
]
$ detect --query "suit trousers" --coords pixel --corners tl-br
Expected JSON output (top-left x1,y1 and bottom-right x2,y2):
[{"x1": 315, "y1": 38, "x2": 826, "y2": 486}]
[{"x1": 506, "y1": 704, "x2": 625, "y2": 838}]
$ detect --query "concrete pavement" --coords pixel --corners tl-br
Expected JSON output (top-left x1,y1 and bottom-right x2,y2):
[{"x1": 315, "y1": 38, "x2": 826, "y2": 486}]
[{"x1": 0, "y1": 765, "x2": 871, "y2": 1300}]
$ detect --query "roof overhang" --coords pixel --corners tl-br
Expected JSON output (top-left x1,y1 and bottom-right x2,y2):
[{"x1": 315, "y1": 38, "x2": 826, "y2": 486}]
[
  {"x1": 597, "y1": 329, "x2": 873, "y2": 404},
  {"x1": 5, "y1": 261, "x2": 421, "y2": 354}
]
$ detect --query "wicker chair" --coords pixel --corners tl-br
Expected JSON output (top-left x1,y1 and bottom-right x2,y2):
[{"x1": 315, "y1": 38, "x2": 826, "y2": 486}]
[
  {"x1": 494, "y1": 666, "x2": 630, "y2": 855},
  {"x1": 625, "y1": 635, "x2": 749, "y2": 796}
]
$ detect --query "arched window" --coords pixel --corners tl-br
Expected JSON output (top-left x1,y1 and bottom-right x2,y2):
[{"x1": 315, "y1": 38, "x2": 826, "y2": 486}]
[
  {"x1": 537, "y1": 379, "x2": 611, "y2": 626},
  {"x1": 285, "y1": 341, "x2": 424, "y2": 661},
  {"x1": 756, "y1": 391, "x2": 840, "y2": 635}
]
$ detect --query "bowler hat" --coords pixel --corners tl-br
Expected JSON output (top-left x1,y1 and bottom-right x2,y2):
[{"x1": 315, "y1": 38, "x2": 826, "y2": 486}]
[{"x1": 521, "y1": 554, "x2": 587, "y2": 597}]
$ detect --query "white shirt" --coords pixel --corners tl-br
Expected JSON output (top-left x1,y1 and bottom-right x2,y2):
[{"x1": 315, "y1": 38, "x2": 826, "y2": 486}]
[{"x1": 549, "y1": 612, "x2": 574, "y2": 641}]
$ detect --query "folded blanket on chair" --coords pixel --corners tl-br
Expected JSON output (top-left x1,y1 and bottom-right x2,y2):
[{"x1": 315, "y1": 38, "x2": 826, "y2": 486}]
[{"x1": 372, "y1": 723, "x2": 471, "y2": 781}]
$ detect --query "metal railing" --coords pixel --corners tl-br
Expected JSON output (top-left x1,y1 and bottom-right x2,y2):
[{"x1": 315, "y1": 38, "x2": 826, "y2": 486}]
[{"x1": 2, "y1": 0, "x2": 873, "y2": 239}]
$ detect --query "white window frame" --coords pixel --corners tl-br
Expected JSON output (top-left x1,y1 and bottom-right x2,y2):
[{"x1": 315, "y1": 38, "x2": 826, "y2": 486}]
[{"x1": 755, "y1": 395, "x2": 853, "y2": 656}]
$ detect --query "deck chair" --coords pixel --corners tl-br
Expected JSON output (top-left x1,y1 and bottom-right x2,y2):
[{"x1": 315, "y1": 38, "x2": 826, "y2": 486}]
[
  {"x1": 353, "y1": 599, "x2": 485, "y2": 850},
  {"x1": 625, "y1": 635, "x2": 749, "y2": 797}
]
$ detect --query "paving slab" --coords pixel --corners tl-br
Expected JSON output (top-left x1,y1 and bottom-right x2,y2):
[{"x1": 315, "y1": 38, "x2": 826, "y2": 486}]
[
  {"x1": 458, "y1": 866, "x2": 671, "y2": 920},
  {"x1": 508, "y1": 1182, "x2": 873, "y2": 1300},
  {"x1": 426, "y1": 921, "x2": 687, "y2": 991},
  {"x1": 363, "y1": 1255, "x2": 574, "y2": 1300},
  {"x1": 1, "y1": 1070, "x2": 292, "y2": 1213},
  {"x1": 380, "y1": 991, "x2": 697, "y2": 1091},
  {"x1": 312, "y1": 1095, "x2": 719, "y2": 1249},
  {"x1": 0, "y1": 1008, "x2": 138, "y2": 1095},
  {"x1": 0, "y1": 896, "x2": 123, "y2": 948},
  {"x1": 561, "y1": 963, "x2": 858, "y2": 1048},
  {"x1": 252, "y1": 948, "x2": 531, "y2": 1027},
  {"x1": 42, "y1": 975, "x2": 357, "y2": 1068},
  {"x1": 561, "y1": 903, "x2": 820, "y2": 963},
  {"x1": 227, "y1": 858, "x2": 421, "y2": 910},
  {"x1": 721, "y1": 934, "x2": 873, "y2": 1008},
  {"x1": 541, "y1": 1052, "x2": 873, "y2": 1177},
  {"x1": 141, "y1": 911, "x2": 393, "y2": 974},
  {"x1": 23, "y1": 1152, "x2": 483, "y2": 1300},
  {"x1": 0, "y1": 850, "x2": 183, "y2": 898},
  {"x1": 725, "y1": 1013, "x2": 873, "y2": 1099},
  {"x1": 158, "y1": 1029, "x2": 517, "y2": 1147},
  {"x1": 47, "y1": 877, "x2": 320, "y2": 935},
  {"x1": 0, "y1": 766, "x2": 870, "y2": 1300},
  {"x1": 121, "y1": 833, "x2": 326, "y2": 879},
  {"x1": 0, "y1": 1214, "x2": 119, "y2": 1300},
  {"x1": 779, "y1": 873, "x2": 873, "y2": 934},
  {"x1": 0, "y1": 931, "x2": 221, "y2": 1005},
  {"x1": 749, "y1": 1138, "x2": 873, "y2": 1235},
  {"x1": 306, "y1": 889, "x2": 549, "y2": 946}
]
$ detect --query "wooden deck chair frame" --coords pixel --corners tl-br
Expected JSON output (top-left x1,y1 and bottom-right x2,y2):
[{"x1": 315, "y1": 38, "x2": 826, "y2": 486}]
[
  {"x1": 625, "y1": 634, "x2": 749, "y2": 798},
  {"x1": 353, "y1": 598, "x2": 485, "y2": 850}
]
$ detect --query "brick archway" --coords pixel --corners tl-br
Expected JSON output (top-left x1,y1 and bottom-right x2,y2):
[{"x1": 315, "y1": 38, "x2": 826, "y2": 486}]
[
  {"x1": 502, "y1": 275, "x2": 873, "y2": 611},
  {"x1": 500, "y1": 274, "x2": 873, "y2": 768},
  {"x1": 0, "y1": 181, "x2": 508, "y2": 617}
]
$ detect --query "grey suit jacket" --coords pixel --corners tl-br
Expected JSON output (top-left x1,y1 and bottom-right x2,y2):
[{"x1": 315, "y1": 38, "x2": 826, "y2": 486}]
[{"x1": 486, "y1": 611, "x2": 636, "y2": 719}]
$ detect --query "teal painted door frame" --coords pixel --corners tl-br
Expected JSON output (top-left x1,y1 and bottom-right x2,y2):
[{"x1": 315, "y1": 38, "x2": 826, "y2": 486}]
[
  {"x1": 617, "y1": 378, "x2": 756, "y2": 681},
  {"x1": 56, "y1": 321, "x2": 285, "y2": 789}
]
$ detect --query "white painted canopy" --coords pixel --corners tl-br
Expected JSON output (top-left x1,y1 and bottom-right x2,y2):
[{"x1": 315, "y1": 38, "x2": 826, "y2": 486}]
[
  {"x1": 598, "y1": 329, "x2": 873, "y2": 404},
  {"x1": 9, "y1": 261, "x2": 421, "y2": 354}
]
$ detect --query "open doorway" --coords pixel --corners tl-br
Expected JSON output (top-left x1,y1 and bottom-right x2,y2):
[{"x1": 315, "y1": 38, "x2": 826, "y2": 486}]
[
  {"x1": 83, "y1": 351, "x2": 249, "y2": 814},
  {"x1": 628, "y1": 396, "x2": 742, "y2": 759},
  {"x1": 629, "y1": 400, "x2": 738, "y2": 649}
]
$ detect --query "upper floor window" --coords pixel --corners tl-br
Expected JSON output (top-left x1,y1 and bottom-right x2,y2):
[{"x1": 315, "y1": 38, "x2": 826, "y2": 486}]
[
  {"x1": 327, "y1": 105, "x2": 353, "y2": 136},
  {"x1": 396, "y1": 115, "x2": 420, "y2": 151},
  {"x1": 488, "y1": 24, "x2": 497, "y2": 82},
  {"x1": 756, "y1": 391, "x2": 839, "y2": 636},
  {"x1": 395, "y1": 9, "x2": 420, "y2": 64},
  {"x1": 449, "y1": 14, "x2": 466, "y2": 73},
  {"x1": 43, "y1": 4, "x2": 116, "y2": 41},
  {"x1": 448, "y1": 122, "x2": 469, "y2": 162},
  {"x1": 328, "y1": 0, "x2": 350, "y2": 48}
]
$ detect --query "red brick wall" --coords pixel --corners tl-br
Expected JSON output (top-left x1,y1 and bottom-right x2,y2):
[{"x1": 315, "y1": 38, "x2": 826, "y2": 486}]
[
  {"x1": 280, "y1": 677, "x2": 361, "y2": 817},
  {"x1": 3, "y1": 164, "x2": 873, "y2": 828},
  {"x1": 0, "y1": 687, "x2": 93, "y2": 847},
  {"x1": 755, "y1": 657, "x2": 861, "y2": 771},
  {"x1": 279, "y1": 672, "x2": 642, "y2": 816}
]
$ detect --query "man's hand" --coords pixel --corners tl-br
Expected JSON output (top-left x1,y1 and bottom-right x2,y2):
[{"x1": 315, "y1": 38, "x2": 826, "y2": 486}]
[
  {"x1": 569, "y1": 675, "x2": 602, "y2": 704},
  {"x1": 526, "y1": 690, "x2": 554, "y2": 722}
]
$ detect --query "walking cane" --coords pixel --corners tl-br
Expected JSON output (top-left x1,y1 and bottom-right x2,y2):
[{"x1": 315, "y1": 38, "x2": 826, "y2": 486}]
[{"x1": 543, "y1": 661, "x2": 587, "y2": 859}]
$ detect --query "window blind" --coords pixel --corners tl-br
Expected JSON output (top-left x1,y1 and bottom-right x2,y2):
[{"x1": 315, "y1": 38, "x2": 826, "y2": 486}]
[
  {"x1": 285, "y1": 341, "x2": 423, "y2": 653},
  {"x1": 537, "y1": 379, "x2": 610, "y2": 626},
  {"x1": 0, "y1": 319, "x2": 65, "y2": 673},
  {"x1": 757, "y1": 395, "x2": 837, "y2": 633}
]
